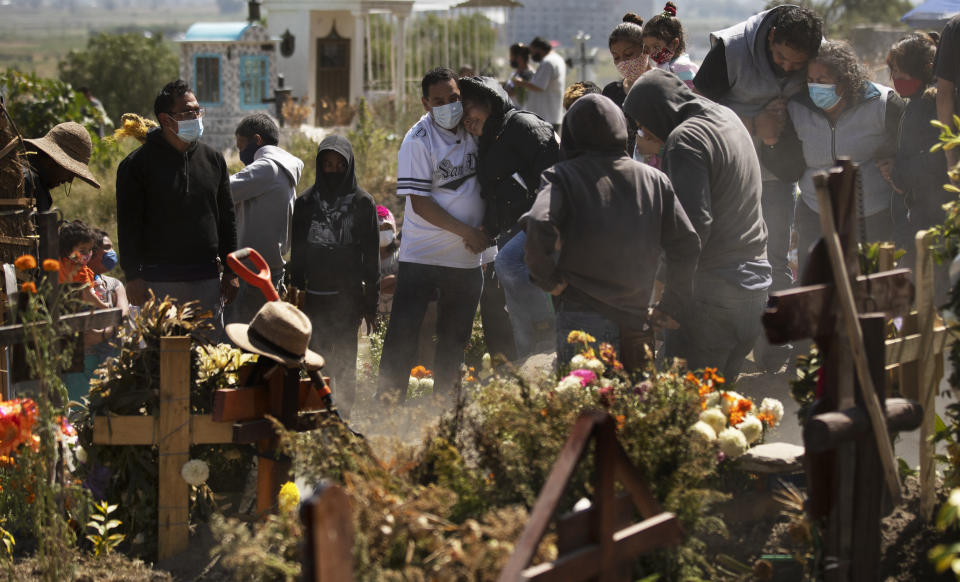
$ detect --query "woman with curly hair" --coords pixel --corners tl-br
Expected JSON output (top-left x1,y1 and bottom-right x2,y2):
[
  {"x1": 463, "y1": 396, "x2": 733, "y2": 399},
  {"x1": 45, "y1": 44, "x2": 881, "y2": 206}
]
[
  {"x1": 763, "y1": 40, "x2": 906, "y2": 276},
  {"x1": 887, "y1": 33, "x2": 950, "y2": 296},
  {"x1": 642, "y1": 2, "x2": 698, "y2": 88}
]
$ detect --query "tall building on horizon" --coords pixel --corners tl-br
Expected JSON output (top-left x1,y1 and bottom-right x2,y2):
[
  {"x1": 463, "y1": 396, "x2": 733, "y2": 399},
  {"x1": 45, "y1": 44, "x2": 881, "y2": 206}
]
[{"x1": 504, "y1": 0, "x2": 655, "y2": 50}]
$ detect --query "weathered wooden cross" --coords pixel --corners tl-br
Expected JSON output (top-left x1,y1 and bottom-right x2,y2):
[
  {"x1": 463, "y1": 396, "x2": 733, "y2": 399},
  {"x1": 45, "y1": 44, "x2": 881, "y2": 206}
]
[
  {"x1": 762, "y1": 159, "x2": 923, "y2": 581},
  {"x1": 92, "y1": 335, "x2": 333, "y2": 559}
]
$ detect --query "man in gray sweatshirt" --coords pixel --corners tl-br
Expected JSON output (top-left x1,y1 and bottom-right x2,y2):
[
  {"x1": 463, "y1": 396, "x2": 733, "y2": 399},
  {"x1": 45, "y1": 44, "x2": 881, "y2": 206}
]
[
  {"x1": 624, "y1": 69, "x2": 771, "y2": 380},
  {"x1": 225, "y1": 113, "x2": 304, "y2": 325}
]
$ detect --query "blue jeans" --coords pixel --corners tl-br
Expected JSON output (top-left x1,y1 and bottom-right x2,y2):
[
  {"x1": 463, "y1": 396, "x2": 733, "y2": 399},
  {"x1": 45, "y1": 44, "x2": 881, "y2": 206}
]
[
  {"x1": 494, "y1": 231, "x2": 556, "y2": 358},
  {"x1": 664, "y1": 282, "x2": 767, "y2": 381},
  {"x1": 377, "y1": 262, "x2": 483, "y2": 400},
  {"x1": 762, "y1": 179, "x2": 798, "y2": 293}
]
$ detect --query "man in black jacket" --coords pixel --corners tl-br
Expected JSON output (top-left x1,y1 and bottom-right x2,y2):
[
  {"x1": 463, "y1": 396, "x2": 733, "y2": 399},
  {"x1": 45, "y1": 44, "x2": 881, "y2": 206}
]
[
  {"x1": 116, "y1": 80, "x2": 238, "y2": 336},
  {"x1": 460, "y1": 76, "x2": 559, "y2": 359}
]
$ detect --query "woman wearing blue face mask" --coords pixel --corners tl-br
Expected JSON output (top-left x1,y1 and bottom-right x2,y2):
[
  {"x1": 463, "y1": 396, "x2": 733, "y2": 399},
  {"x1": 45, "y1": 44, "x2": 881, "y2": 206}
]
[{"x1": 761, "y1": 40, "x2": 906, "y2": 278}]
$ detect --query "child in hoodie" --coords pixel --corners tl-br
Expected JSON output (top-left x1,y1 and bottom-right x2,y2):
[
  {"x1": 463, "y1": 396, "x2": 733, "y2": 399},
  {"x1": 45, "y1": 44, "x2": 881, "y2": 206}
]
[{"x1": 288, "y1": 136, "x2": 379, "y2": 419}]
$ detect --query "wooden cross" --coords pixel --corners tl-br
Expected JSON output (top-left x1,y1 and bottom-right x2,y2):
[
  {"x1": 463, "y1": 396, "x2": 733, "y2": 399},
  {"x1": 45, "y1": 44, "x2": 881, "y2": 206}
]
[
  {"x1": 92, "y1": 336, "x2": 332, "y2": 559},
  {"x1": 761, "y1": 159, "x2": 922, "y2": 582},
  {"x1": 497, "y1": 410, "x2": 683, "y2": 582}
]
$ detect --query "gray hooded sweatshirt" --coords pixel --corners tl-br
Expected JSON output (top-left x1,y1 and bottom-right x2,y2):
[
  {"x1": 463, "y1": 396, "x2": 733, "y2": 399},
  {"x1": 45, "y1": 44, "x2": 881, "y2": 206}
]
[
  {"x1": 624, "y1": 69, "x2": 771, "y2": 293},
  {"x1": 229, "y1": 145, "x2": 304, "y2": 272},
  {"x1": 522, "y1": 93, "x2": 700, "y2": 326}
]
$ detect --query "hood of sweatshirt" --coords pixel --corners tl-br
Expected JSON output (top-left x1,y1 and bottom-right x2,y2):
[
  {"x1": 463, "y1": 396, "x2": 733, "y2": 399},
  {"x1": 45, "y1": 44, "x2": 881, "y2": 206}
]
[
  {"x1": 312, "y1": 134, "x2": 358, "y2": 200},
  {"x1": 558, "y1": 93, "x2": 628, "y2": 159},
  {"x1": 622, "y1": 68, "x2": 709, "y2": 143},
  {"x1": 256, "y1": 145, "x2": 304, "y2": 188}
]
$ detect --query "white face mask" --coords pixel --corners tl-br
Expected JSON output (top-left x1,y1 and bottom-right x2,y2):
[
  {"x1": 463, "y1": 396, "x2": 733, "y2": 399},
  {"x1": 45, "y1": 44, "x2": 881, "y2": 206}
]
[
  {"x1": 176, "y1": 117, "x2": 203, "y2": 143},
  {"x1": 379, "y1": 230, "x2": 395, "y2": 248},
  {"x1": 432, "y1": 101, "x2": 463, "y2": 130}
]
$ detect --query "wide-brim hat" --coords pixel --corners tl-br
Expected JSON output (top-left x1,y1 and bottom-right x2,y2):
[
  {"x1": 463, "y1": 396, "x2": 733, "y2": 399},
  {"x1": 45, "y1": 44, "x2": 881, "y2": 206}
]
[
  {"x1": 226, "y1": 301, "x2": 325, "y2": 370},
  {"x1": 23, "y1": 122, "x2": 101, "y2": 189}
]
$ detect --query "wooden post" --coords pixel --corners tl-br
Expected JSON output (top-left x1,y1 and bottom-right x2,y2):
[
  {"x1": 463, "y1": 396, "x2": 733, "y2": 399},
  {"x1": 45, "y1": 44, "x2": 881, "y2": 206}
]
[
  {"x1": 301, "y1": 485, "x2": 355, "y2": 582},
  {"x1": 157, "y1": 336, "x2": 192, "y2": 560},
  {"x1": 915, "y1": 230, "x2": 938, "y2": 521}
]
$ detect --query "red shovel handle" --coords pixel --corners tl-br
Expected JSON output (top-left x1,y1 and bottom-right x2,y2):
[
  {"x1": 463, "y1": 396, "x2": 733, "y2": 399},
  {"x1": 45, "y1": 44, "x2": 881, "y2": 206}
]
[{"x1": 227, "y1": 248, "x2": 279, "y2": 302}]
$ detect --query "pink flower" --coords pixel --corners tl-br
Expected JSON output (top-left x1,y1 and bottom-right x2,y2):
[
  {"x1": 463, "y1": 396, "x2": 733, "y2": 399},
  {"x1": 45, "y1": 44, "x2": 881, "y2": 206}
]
[{"x1": 569, "y1": 369, "x2": 597, "y2": 387}]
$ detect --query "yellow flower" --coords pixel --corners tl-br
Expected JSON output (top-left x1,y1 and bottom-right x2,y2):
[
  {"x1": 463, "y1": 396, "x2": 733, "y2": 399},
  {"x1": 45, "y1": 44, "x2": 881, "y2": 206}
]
[
  {"x1": 566, "y1": 330, "x2": 596, "y2": 344},
  {"x1": 278, "y1": 481, "x2": 300, "y2": 513},
  {"x1": 13, "y1": 255, "x2": 36, "y2": 271}
]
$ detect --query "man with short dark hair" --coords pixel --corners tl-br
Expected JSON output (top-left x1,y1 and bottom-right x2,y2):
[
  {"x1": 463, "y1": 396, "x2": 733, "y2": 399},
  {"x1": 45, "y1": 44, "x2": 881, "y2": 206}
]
[
  {"x1": 512, "y1": 37, "x2": 566, "y2": 132},
  {"x1": 693, "y1": 4, "x2": 823, "y2": 372},
  {"x1": 376, "y1": 67, "x2": 489, "y2": 402},
  {"x1": 225, "y1": 112, "x2": 304, "y2": 325},
  {"x1": 116, "y1": 79, "x2": 238, "y2": 338}
]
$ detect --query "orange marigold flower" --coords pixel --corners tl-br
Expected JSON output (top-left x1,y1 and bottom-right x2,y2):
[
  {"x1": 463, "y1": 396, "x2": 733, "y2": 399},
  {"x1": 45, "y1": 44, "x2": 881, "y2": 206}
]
[
  {"x1": 42, "y1": 259, "x2": 60, "y2": 272},
  {"x1": 25, "y1": 492, "x2": 34, "y2": 505},
  {"x1": 615, "y1": 414, "x2": 626, "y2": 431},
  {"x1": 756, "y1": 412, "x2": 776, "y2": 427},
  {"x1": 20, "y1": 282, "x2": 36, "y2": 294},
  {"x1": 729, "y1": 410, "x2": 746, "y2": 426},
  {"x1": 0, "y1": 455, "x2": 13, "y2": 469},
  {"x1": 540, "y1": 408, "x2": 548, "y2": 417},
  {"x1": 14, "y1": 255, "x2": 36, "y2": 271},
  {"x1": 737, "y1": 398, "x2": 753, "y2": 413},
  {"x1": 410, "y1": 365, "x2": 432, "y2": 379}
]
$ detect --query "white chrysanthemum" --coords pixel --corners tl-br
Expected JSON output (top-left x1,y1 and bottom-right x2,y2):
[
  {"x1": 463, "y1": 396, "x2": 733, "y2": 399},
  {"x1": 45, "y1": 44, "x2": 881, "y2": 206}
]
[
  {"x1": 420, "y1": 378, "x2": 434, "y2": 392},
  {"x1": 717, "y1": 427, "x2": 748, "y2": 459},
  {"x1": 482, "y1": 353, "x2": 492, "y2": 371},
  {"x1": 75, "y1": 446, "x2": 87, "y2": 464},
  {"x1": 699, "y1": 407, "x2": 727, "y2": 434},
  {"x1": 570, "y1": 354, "x2": 589, "y2": 369},
  {"x1": 408, "y1": 376, "x2": 419, "y2": 393},
  {"x1": 736, "y1": 415, "x2": 764, "y2": 444},
  {"x1": 720, "y1": 391, "x2": 744, "y2": 414},
  {"x1": 584, "y1": 358, "x2": 606, "y2": 375},
  {"x1": 759, "y1": 398, "x2": 784, "y2": 427},
  {"x1": 703, "y1": 391, "x2": 721, "y2": 409},
  {"x1": 556, "y1": 376, "x2": 582, "y2": 392},
  {"x1": 180, "y1": 459, "x2": 210, "y2": 486},
  {"x1": 690, "y1": 421, "x2": 717, "y2": 442}
]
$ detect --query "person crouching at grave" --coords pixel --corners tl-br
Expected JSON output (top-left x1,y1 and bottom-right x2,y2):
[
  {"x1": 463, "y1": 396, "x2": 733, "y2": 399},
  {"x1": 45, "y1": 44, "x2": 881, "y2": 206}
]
[
  {"x1": 58, "y1": 220, "x2": 109, "y2": 310},
  {"x1": 624, "y1": 69, "x2": 771, "y2": 381},
  {"x1": 22, "y1": 122, "x2": 101, "y2": 212},
  {"x1": 459, "y1": 75, "x2": 560, "y2": 359},
  {"x1": 287, "y1": 135, "x2": 379, "y2": 419},
  {"x1": 522, "y1": 94, "x2": 700, "y2": 369},
  {"x1": 226, "y1": 113, "x2": 304, "y2": 326}
]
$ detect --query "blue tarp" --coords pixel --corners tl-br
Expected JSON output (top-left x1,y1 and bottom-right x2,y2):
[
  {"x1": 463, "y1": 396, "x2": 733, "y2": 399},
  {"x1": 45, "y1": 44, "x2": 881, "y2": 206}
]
[
  {"x1": 902, "y1": 0, "x2": 960, "y2": 29},
  {"x1": 183, "y1": 22, "x2": 252, "y2": 42}
]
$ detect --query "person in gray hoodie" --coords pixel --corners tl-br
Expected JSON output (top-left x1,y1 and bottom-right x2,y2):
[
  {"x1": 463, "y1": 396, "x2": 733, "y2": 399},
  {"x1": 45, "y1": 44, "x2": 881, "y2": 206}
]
[
  {"x1": 226, "y1": 113, "x2": 304, "y2": 325},
  {"x1": 624, "y1": 68, "x2": 771, "y2": 380},
  {"x1": 523, "y1": 93, "x2": 700, "y2": 369}
]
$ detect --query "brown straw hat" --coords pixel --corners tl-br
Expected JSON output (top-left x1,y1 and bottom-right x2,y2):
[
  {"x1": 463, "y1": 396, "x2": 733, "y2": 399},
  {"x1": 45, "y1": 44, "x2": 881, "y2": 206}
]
[
  {"x1": 226, "y1": 301, "x2": 325, "y2": 370},
  {"x1": 23, "y1": 122, "x2": 100, "y2": 189}
]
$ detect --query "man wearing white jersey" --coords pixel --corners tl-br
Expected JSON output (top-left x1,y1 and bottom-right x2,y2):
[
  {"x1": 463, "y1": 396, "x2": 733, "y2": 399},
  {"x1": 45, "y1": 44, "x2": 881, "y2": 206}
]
[{"x1": 377, "y1": 68, "x2": 490, "y2": 402}]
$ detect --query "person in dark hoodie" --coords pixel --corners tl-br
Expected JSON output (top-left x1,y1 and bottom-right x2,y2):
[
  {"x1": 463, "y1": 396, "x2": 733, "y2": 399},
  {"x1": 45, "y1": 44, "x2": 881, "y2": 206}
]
[
  {"x1": 523, "y1": 93, "x2": 700, "y2": 368},
  {"x1": 624, "y1": 69, "x2": 772, "y2": 380},
  {"x1": 116, "y1": 79, "x2": 238, "y2": 338},
  {"x1": 288, "y1": 135, "x2": 378, "y2": 418},
  {"x1": 459, "y1": 76, "x2": 559, "y2": 358}
]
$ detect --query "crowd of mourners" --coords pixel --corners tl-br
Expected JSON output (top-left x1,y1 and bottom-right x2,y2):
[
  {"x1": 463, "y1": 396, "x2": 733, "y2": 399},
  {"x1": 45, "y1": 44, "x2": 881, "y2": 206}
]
[{"x1": 14, "y1": 2, "x2": 960, "y2": 416}]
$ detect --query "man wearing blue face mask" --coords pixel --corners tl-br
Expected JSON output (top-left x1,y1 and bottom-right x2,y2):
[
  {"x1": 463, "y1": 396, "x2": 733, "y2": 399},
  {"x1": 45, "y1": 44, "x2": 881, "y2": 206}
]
[
  {"x1": 225, "y1": 113, "x2": 304, "y2": 325},
  {"x1": 116, "y1": 79, "x2": 238, "y2": 340},
  {"x1": 376, "y1": 67, "x2": 490, "y2": 404}
]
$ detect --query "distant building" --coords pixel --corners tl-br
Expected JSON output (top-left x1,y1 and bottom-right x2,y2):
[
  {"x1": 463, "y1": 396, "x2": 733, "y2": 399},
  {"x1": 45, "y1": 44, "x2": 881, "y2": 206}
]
[
  {"x1": 178, "y1": 19, "x2": 279, "y2": 151},
  {"x1": 503, "y1": 0, "x2": 654, "y2": 49}
]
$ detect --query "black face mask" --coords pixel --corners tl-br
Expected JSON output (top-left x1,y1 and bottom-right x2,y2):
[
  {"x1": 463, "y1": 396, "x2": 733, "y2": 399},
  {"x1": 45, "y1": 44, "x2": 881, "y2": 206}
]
[
  {"x1": 239, "y1": 141, "x2": 260, "y2": 165},
  {"x1": 509, "y1": 58, "x2": 519, "y2": 68},
  {"x1": 322, "y1": 171, "x2": 346, "y2": 187},
  {"x1": 531, "y1": 52, "x2": 544, "y2": 63}
]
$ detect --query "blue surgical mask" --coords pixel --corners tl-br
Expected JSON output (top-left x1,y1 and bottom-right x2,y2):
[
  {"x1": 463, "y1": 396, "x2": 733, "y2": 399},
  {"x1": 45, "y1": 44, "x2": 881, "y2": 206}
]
[
  {"x1": 176, "y1": 117, "x2": 203, "y2": 143},
  {"x1": 808, "y1": 83, "x2": 841, "y2": 111},
  {"x1": 100, "y1": 249, "x2": 117, "y2": 271},
  {"x1": 432, "y1": 101, "x2": 463, "y2": 130}
]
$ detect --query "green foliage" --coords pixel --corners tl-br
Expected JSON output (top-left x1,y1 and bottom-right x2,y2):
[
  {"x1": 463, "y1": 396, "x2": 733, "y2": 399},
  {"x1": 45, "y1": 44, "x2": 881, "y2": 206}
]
[
  {"x1": 0, "y1": 68, "x2": 91, "y2": 137},
  {"x1": 858, "y1": 242, "x2": 906, "y2": 275},
  {"x1": 790, "y1": 344, "x2": 820, "y2": 423},
  {"x1": 58, "y1": 32, "x2": 178, "y2": 123},
  {"x1": 85, "y1": 500, "x2": 124, "y2": 557},
  {"x1": 210, "y1": 512, "x2": 302, "y2": 582},
  {"x1": 930, "y1": 489, "x2": 960, "y2": 579},
  {"x1": 347, "y1": 98, "x2": 402, "y2": 206},
  {"x1": 0, "y1": 524, "x2": 14, "y2": 561}
]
